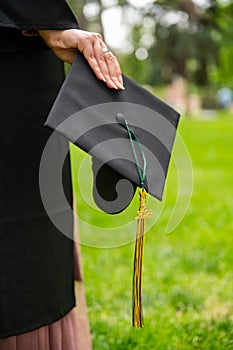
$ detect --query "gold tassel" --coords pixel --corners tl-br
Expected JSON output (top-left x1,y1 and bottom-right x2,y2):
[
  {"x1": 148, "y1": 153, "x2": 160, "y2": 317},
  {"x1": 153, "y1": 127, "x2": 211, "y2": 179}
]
[{"x1": 133, "y1": 188, "x2": 152, "y2": 328}]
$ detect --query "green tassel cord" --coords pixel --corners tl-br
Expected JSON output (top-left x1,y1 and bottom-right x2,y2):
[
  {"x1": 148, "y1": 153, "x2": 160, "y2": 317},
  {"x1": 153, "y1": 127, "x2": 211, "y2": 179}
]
[{"x1": 117, "y1": 115, "x2": 152, "y2": 328}]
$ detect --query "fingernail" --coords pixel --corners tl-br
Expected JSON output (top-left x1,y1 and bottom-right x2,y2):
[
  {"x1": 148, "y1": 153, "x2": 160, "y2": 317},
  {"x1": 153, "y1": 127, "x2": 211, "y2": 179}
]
[
  {"x1": 117, "y1": 82, "x2": 125, "y2": 90},
  {"x1": 119, "y1": 75, "x2": 124, "y2": 85},
  {"x1": 112, "y1": 81, "x2": 118, "y2": 90},
  {"x1": 100, "y1": 73, "x2": 106, "y2": 82}
]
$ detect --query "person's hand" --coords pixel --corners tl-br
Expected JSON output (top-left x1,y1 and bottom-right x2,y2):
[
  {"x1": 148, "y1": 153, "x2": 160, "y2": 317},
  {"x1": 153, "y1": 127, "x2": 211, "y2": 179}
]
[{"x1": 38, "y1": 29, "x2": 124, "y2": 90}]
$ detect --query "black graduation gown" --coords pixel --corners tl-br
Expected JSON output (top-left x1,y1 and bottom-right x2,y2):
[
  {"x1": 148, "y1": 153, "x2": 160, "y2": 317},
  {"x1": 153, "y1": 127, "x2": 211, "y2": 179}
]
[
  {"x1": 0, "y1": 0, "x2": 78, "y2": 30},
  {"x1": 0, "y1": 1, "x2": 79, "y2": 338}
]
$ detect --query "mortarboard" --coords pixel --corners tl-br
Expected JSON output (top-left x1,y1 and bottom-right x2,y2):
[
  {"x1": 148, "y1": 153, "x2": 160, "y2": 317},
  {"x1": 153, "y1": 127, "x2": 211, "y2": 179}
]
[
  {"x1": 45, "y1": 52, "x2": 180, "y2": 213},
  {"x1": 44, "y1": 51, "x2": 180, "y2": 327}
]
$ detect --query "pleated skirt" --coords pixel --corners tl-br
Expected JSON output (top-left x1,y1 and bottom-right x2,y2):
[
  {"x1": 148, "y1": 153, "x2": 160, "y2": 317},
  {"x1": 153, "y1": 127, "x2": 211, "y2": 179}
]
[{"x1": 0, "y1": 308, "x2": 79, "y2": 350}]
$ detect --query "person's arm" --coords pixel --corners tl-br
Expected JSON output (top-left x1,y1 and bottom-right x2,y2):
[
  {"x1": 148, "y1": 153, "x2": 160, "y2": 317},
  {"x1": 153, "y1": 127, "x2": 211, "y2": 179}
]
[
  {"x1": 38, "y1": 29, "x2": 124, "y2": 90},
  {"x1": 0, "y1": 0, "x2": 123, "y2": 89}
]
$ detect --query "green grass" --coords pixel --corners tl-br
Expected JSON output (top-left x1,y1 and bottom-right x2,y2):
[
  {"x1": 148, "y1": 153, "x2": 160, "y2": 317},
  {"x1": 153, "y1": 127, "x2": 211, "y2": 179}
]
[{"x1": 71, "y1": 112, "x2": 233, "y2": 349}]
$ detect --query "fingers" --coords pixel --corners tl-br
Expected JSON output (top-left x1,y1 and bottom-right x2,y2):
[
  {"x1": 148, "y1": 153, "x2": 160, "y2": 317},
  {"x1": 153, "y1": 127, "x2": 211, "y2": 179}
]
[
  {"x1": 104, "y1": 52, "x2": 124, "y2": 89},
  {"x1": 77, "y1": 31, "x2": 124, "y2": 90},
  {"x1": 40, "y1": 29, "x2": 125, "y2": 90},
  {"x1": 93, "y1": 40, "x2": 124, "y2": 90},
  {"x1": 82, "y1": 45, "x2": 106, "y2": 82}
]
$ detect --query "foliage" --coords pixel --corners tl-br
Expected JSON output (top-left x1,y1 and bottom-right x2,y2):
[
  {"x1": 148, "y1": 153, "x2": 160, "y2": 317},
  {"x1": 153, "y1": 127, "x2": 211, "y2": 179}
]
[
  {"x1": 71, "y1": 112, "x2": 233, "y2": 349},
  {"x1": 68, "y1": 0, "x2": 232, "y2": 89},
  {"x1": 211, "y1": 2, "x2": 233, "y2": 88},
  {"x1": 137, "y1": 0, "x2": 220, "y2": 86}
]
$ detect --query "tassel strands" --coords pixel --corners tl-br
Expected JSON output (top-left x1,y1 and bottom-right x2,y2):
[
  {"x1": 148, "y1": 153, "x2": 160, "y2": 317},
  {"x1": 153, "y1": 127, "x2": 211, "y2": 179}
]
[
  {"x1": 133, "y1": 188, "x2": 152, "y2": 328},
  {"x1": 116, "y1": 114, "x2": 152, "y2": 327}
]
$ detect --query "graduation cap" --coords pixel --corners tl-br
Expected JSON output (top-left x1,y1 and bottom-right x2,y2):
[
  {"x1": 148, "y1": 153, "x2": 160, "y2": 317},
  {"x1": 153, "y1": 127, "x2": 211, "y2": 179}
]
[{"x1": 44, "y1": 52, "x2": 180, "y2": 327}]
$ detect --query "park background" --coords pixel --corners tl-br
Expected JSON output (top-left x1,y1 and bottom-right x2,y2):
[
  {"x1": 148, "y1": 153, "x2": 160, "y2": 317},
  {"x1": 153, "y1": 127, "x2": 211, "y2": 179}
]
[{"x1": 68, "y1": 1, "x2": 233, "y2": 349}]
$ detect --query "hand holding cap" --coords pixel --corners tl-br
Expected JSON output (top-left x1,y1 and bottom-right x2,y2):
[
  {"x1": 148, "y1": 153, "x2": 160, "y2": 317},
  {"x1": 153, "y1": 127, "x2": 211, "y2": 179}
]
[{"x1": 44, "y1": 51, "x2": 180, "y2": 214}]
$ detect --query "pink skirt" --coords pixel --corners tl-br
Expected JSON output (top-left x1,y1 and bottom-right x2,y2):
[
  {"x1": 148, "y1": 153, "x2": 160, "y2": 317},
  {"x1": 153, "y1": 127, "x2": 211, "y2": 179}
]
[
  {"x1": 0, "y1": 241, "x2": 91, "y2": 350},
  {"x1": 0, "y1": 307, "x2": 79, "y2": 350}
]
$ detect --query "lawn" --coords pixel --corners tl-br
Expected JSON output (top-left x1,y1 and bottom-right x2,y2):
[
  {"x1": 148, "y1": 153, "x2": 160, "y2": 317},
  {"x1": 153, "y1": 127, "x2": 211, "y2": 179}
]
[{"x1": 71, "y1": 112, "x2": 233, "y2": 349}]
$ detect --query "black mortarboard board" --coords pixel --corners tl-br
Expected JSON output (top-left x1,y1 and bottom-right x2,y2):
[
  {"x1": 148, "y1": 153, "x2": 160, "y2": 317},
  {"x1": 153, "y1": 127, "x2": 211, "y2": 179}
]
[
  {"x1": 44, "y1": 52, "x2": 180, "y2": 214},
  {"x1": 44, "y1": 52, "x2": 181, "y2": 328}
]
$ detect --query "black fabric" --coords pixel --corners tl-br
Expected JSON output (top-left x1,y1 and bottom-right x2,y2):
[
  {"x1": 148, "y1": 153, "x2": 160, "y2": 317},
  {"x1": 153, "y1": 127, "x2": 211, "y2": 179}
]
[
  {"x1": 45, "y1": 52, "x2": 180, "y2": 213},
  {"x1": 0, "y1": 0, "x2": 79, "y2": 30},
  {"x1": 0, "y1": 0, "x2": 79, "y2": 53},
  {"x1": 0, "y1": 27, "x2": 49, "y2": 53},
  {"x1": 0, "y1": 50, "x2": 75, "y2": 338},
  {"x1": 92, "y1": 158, "x2": 137, "y2": 214}
]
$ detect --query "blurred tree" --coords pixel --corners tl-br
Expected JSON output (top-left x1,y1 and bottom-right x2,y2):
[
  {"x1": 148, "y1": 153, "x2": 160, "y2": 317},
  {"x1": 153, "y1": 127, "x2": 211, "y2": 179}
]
[
  {"x1": 68, "y1": 0, "x2": 103, "y2": 33},
  {"x1": 68, "y1": 0, "x2": 88, "y2": 29},
  {"x1": 128, "y1": 0, "x2": 221, "y2": 86},
  {"x1": 212, "y1": 2, "x2": 233, "y2": 88},
  {"x1": 67, "y1": 0, "x2": 231, "y2": 89}
]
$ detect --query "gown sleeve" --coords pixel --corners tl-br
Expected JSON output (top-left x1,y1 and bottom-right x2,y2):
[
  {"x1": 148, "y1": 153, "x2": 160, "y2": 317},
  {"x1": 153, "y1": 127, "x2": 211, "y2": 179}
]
[{"x1": 0, "y1": 0, "x2": 79, "y2": 30}]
